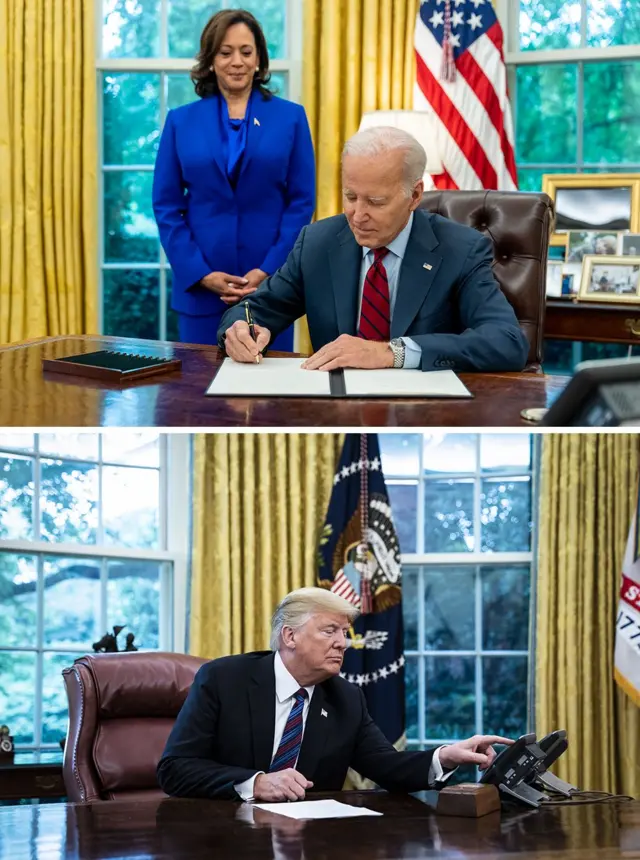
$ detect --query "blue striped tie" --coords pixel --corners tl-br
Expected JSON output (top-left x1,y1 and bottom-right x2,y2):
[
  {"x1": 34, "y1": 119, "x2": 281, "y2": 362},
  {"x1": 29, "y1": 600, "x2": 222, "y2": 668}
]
[{"x1": 269, "y1": 688, "x2": 308, "y2": 772}]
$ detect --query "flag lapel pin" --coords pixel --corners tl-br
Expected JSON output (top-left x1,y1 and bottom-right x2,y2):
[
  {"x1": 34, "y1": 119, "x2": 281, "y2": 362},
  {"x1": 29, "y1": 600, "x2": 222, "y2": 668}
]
[
  {"x1": 423, "y1": 263, "x2": 433, "y2": 271},
  {"x1": 321, "y1": 709, "x2": 328, "y2": 718},
  {"x1": 254, "y1": 117, "x2": 260, "y2": 126}
]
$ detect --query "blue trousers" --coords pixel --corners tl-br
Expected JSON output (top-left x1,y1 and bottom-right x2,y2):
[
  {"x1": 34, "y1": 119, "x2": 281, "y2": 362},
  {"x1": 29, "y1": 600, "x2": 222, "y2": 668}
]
[{"x1": 177, "y1": 313, "x2": 294, "y2": 352}]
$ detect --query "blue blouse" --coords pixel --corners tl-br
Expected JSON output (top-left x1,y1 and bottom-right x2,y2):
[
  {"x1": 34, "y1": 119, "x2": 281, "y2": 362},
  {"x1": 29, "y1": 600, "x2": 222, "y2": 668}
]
[{"x1": 220, "y1": 94, "x2": 250, "y2": 186}]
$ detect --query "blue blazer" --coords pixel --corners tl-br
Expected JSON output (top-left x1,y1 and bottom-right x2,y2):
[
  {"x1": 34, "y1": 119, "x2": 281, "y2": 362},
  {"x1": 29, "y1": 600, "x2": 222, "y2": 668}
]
[
  {"x1": 152, "y1": 90, "x2": 315, "y2": 321},
  {"x1": 218, "y1": 209, "x2": 530, "y2": 373}
]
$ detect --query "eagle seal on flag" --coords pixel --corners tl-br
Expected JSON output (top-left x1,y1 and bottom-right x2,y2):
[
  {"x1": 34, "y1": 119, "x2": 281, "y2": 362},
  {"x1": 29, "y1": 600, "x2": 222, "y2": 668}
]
[{"x1": 317, "y1": 434, "x2": 405, "y2": 748}]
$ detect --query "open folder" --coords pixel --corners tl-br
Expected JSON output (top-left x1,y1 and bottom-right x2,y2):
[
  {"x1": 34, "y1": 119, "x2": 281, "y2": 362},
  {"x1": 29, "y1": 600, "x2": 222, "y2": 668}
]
[{"x1": 206, "y1": 358, "x2": 473, "y2": 399}]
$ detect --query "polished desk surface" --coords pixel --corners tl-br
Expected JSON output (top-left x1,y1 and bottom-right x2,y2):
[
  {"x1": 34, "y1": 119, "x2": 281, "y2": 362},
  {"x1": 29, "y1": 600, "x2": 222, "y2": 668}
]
[
  {"x1": 0, "y1": 791, "x2": 638, "y2": 860},
  {"x1": 0, "y1": 335, "x2": 568, "y2": 428}
]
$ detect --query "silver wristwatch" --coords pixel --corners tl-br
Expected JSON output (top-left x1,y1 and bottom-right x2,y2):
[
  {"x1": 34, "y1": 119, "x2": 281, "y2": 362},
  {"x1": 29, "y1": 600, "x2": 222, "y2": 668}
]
[{"x1": 389, "y1": 338, "x2": 405, "y2": 368}]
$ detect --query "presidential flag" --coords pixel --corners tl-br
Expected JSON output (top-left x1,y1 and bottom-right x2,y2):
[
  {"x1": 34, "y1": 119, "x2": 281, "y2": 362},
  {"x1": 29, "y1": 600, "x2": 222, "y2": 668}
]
[
  {"x1": 614, "y1": 484, "x2": 640, "y2": 707},
  {"x1": 317, "y1": 434, "x2": 404, "y2": 747},
  {"x1": 414, "y1": 0, "x2": 518, "y2": 191}
]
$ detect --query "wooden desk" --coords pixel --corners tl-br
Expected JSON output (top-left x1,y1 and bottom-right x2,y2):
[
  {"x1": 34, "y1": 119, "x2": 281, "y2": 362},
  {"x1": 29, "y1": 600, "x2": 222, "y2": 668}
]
[
  {"x1": 546, "y1": 299, "x2": 640, "y2": 345},
  {"x1": 0, "y1": 792, "x2": 637, "y2": 859},
  {"x1": 0, "y1": 335, "x2": 567, "y2": 428},
  {"x1": 0, "y1": 762, "x2": 65, "y2": 801}
]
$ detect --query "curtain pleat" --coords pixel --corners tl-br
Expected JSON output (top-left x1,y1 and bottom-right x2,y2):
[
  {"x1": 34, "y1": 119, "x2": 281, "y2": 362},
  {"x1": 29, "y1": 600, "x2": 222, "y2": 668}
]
[
  {"x1": 189, "y1": 434, "x2": 343, "y2": 659},
  {"x1": 0, "y1": 0, "x2": 97, "y2": 344},
  {"x1": 536, "y1": 434, "x2": 640, "y2": 797}
]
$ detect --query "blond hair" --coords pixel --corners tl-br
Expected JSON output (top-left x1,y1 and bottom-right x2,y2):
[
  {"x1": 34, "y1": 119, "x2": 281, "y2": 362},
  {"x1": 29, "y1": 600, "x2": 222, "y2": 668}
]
[{"x1": 270, "y1": 587, "x2": 359, "y2": 650}]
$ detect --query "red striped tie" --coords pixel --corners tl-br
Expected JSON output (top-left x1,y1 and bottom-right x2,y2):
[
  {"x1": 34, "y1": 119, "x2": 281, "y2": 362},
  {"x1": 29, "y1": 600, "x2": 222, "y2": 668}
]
[{"x1": 358, "y1": 248, "x2": 391, "y2": 341}]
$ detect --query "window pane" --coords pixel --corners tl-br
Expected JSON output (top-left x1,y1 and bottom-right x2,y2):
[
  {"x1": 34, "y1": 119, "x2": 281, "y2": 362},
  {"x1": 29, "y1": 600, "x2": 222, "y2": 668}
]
[
  {"x1": 38, "y1": 434, "x2": 99, "y2": 462},
  {"x1": 43, "y1": 557, "x2": 101, "y2": 650},
  {"x1": 103, "y1": 270, "x2": 160, "y2": 340},
  {"x1": 104, "y1": 172, "x2": 159, "y2": 263},
  {"x1": 423, "y1": 435, "x2": 476, "y2": 474},
  {"x1": 103, "y1": 73, "x2": 160, "y2": 165},
  {"x1": 482, "y1": 565, "x2": 531, "y2": 651},
  {"x1": 480, "y1": 435, "x2": 531, "y2": 473},
  {"x1": 405, "y1": 657, "x2": 419, "y2": 740},
  {"x1": 386, "y1": 483, "x2": 417, "y2": 553},
  {"x1": 103, "y1": 467, "x2": 160, "y2": 549},
  {"x1": 0, "y1": 652, "x2": 36, "y2": 744},
  {"x1": 102, "y1": 433, "x2": 160, "y2": 467},
  {"x1": 424, "y1": 567, "x2": 475, "y2": 650},
  {"x1": 425, "y1": 656, "x2": 475, "y2": 739},
  {"x1": 424, "y1": 480, "x2": 474, "y2": 552},
  {"x1": 586, "y1": 0, "x2": 640, "y2": 47},
  {"x1": 483, "y1": 656, "x2": 528, "y2": 737},
  {"x1": 167, "y1": 73, "x2": 197, "y2": 110},
  {"x1": 103, "y1": 0, "x2": 161, "y2": 58},
  {"x1": 42, "y1": 653, "x2": 76, "y2": 745},
  {"x1": 583, "y1": 62, "x2": 640, "y2": 163},
  {"x1": 516, "y1": 65, "x2": 577, "y2": 164},
  {"x1": 107, "y1": 560, "x2": 161, "y2": 650},
  {"x1": 40, "y1": 460, "x2": 98, "y2": 545},
  {"x1": 518, "y1": 167, "x2": 577, "y2": 193},
  {"x1": 403, "y1": 568, "x2": 419, "y2": 650},
  {"x1": 379, "y1": 434, "x2": 421, "y2": 476},
  {"x1": 0, "y1": 433, "x2": 34, "y2": 452},
  {"x1": 0, "y1": 454, "x2": 33, "y2": 540},
  {"x1": 481, "y1": 478, "x2": 531, "y2": 552},
  {"x1": 167, "y1": 0, "x2": 222, "y2": 58},
  {"x1": 518, "y1": 0, "x2": 581, "y2": 50},
  {"x1": 244, "y1": 0, "x2": 287, "y2": 59},
  {"x1": 269, "y1": 72, "x2": 288, "y2": 99},
  {"x1": 0, "y1": 554, "x2": 37, "y2": 647}
]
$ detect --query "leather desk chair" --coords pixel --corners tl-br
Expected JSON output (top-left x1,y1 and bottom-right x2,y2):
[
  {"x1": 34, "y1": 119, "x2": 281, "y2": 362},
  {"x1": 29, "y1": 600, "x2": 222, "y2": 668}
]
[
  {"x1": 62, "y1": 651, "x2": 206, "y2": 802},
  {"x1": 419, "y1": 190, "x2": 554, "y2": 371}
]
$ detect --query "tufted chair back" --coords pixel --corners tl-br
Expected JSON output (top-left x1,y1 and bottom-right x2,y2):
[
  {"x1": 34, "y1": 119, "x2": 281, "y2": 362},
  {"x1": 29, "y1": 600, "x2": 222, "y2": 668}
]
[
  {"x1": 62, "y1": 651, "x2": 206, "y2": 802},
  {"x1": 419, "y1": 190, "x2": 554, "y2": 369}
]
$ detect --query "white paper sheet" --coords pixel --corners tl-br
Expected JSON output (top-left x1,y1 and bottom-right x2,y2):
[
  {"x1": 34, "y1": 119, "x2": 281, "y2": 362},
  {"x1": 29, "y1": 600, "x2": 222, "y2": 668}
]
[
  {"x1": 253, "y1": 799, "x2": 382, "y2": 820},
  {"x1": 342, "y1": 368, "x2": 472, "y2": 398},
  {"x1": 206, "y1": 358, "x2": 331, "y2": 397}
]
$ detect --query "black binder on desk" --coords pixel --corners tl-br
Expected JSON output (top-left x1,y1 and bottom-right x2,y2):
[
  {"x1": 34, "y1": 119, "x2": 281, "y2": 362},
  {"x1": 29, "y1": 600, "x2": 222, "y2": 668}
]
[{"x1": 42, "y1": 350, "x2": 182, "y2": 383}]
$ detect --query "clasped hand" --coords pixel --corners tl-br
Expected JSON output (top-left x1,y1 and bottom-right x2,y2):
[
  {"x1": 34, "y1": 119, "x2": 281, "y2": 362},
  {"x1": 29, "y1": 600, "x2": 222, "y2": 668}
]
[
  {"x1": 437, "y1": 735, "x2": 513, "y2": 771},
  {"x1": 201, "y1": 269, "x2": 267, "y2": 305},
  {"x1": 253, "y1": 769, "x2": 313, "y2": 802}
]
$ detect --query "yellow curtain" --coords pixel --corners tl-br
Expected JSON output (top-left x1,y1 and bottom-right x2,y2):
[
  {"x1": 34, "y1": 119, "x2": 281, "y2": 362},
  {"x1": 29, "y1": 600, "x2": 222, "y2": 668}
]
[
  {"x1": 536, "y1": 434, "x2": 640, "y2": 797},
  {"x1": 190, "y1": 433, "x2": 344, "y2": 659},
  {"x1": 0, "y1": 0, "x2": 98, "y2": 344},
  {"x1": 296, "y1": 0, "x2": 418, "y2": 354}
]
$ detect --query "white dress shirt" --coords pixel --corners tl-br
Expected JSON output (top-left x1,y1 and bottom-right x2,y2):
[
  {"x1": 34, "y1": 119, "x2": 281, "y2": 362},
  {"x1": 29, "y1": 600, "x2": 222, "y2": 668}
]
[
  {"x1": 358, "y1": 211, "x2": 422, "y2": 369},
  {"x1": 234, "y1": 651, "x2": 452, "y2": 801}
]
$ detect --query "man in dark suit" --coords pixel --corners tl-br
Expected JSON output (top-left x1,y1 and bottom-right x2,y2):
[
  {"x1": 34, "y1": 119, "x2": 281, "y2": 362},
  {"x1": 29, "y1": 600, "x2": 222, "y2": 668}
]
[
  {"x1": 158, "y1": 588, "x2": 511, "y2": 802},
  {"x1": 217, "y1": 126, "x2": 529, "y2": 373}
]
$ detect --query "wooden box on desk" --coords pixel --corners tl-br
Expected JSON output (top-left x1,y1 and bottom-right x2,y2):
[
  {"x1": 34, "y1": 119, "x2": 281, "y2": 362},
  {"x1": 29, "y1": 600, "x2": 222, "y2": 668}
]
[{"x1": 436, "y1": 783, "x2": 501, "y2": 817}]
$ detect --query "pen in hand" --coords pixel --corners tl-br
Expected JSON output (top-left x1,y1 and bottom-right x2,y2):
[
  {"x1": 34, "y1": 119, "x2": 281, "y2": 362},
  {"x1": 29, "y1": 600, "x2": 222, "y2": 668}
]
[{"x1": 244, "y1": 301, "x2": 261, "y2": 364}]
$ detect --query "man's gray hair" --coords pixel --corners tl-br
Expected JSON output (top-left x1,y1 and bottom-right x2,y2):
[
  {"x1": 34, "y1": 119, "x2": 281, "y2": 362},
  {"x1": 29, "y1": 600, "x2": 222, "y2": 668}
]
[
  {"x1": 342, "y1": 126, "x2": 427, "y2": 196},
  {"x1": 270, "y1": 587, "x2": 359, "y2": 651}
]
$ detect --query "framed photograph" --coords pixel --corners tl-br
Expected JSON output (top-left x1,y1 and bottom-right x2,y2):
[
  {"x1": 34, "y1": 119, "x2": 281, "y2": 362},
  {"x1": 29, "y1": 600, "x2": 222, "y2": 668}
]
[
  {"x1": 542, "y1": 174, "x2": 640, "y2": 245},
  {"x1": 621, "y1": 234, "x2": 640, "y2": 256},
  {"x1": 567, "y1": 231, "x2": 619, "y2": 262},
  {"x1": 546, "y1": 261, "x2": 563, "y2": 297},
  {"x1": 563, "y1": 262, "x2": 582, "y2": 296},
  {"x1": 578, "y1": 255, "x2": 640, "y2": 304},
  {"x1": 562, "y1": 273, "x2": 575, "y2": 296},
  {"x1": 548, "y1": 243, "x2": 567, "y2": 262}
]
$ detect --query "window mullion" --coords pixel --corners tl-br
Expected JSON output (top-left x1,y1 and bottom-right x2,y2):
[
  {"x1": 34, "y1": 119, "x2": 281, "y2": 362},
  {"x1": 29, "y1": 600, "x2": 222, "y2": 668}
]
[{"x1": 34, "y1": 555, "x2": 44, "y2": 757}]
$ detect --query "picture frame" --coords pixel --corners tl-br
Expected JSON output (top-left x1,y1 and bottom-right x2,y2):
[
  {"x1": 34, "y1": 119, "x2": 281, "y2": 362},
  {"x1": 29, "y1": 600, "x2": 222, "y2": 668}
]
[
  {"x1": 546, "y1": 261, "x2": 563, "y2": 297},
  {"x1": 542, "y1": 174, "x2": 640, "y2": 246},
  {"x1": 578, "y1": 255, "x2": 640, "y2": 304},
  {"x1": 621, "y1": 234, "x2": 640, "y2": 256}
]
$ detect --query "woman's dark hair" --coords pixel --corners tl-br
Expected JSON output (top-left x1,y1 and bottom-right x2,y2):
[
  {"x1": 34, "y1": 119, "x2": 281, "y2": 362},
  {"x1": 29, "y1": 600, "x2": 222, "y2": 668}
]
[{"x1": 191, "y1": 9, "x2": 272, "y2": 99}]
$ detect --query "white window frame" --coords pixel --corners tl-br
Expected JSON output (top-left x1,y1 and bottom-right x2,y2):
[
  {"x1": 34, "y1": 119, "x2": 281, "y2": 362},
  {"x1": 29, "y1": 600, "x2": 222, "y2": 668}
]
[
  {"x1": 382, "y1": 434, "x2": 538, "y2": 751},
  {"x1": 496, "y1": 0, "x2": 640, "y2": 176},
  {"x1": 0, "y1": 432, "x2": 191, "y2": 760},
  {"x1": 95, "y1": 0, "x2": 301, "y2": 338}
]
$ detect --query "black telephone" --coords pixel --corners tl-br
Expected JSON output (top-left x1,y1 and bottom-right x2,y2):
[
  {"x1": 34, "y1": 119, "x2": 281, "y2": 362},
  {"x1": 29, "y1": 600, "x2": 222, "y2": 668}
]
[
  {"x1": 526, "y1": 730, "x2": 575, "y2": 796},
  {"x1": 479, "y1": 732, "x2": 547, "y2": 807}
]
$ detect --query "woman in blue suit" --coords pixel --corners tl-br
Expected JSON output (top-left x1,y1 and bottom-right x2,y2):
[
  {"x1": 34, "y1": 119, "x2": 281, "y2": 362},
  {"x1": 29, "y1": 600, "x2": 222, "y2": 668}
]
[{"x1": 152, "y1": 9, "x2": 315, "y2": 349}]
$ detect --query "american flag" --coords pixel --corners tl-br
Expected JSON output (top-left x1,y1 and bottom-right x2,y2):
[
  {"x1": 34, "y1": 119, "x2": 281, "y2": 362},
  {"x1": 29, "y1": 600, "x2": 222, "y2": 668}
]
[
  {"x1": 614, "y1": 484, "x2": 640, "y2": 708},
  {"x1": 414, "y1": 0, "x2": 518, "y2": 191}
]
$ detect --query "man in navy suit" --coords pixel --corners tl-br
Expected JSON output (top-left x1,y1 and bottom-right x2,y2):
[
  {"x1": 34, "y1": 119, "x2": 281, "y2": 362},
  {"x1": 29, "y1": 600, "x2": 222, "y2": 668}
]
[
  {"x1": 158, "y1": 588, "x2": 511, "y2": 801},
  {"x1": 218, "y1": 126, "x2": 529, "y2": 373}
]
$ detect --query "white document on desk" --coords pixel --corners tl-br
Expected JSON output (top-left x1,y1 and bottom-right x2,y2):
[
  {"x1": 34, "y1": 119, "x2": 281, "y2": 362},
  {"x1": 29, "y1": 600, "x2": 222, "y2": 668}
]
[
  {"x1": 206, "y1": 358, "x2": 330, "y2": 397},
  {"x1": 253, "y1": 800, "x2": 382, "y2": 820},
  {"x1": 342, "y1": 368, "x2": 472, "y2": 398}
]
